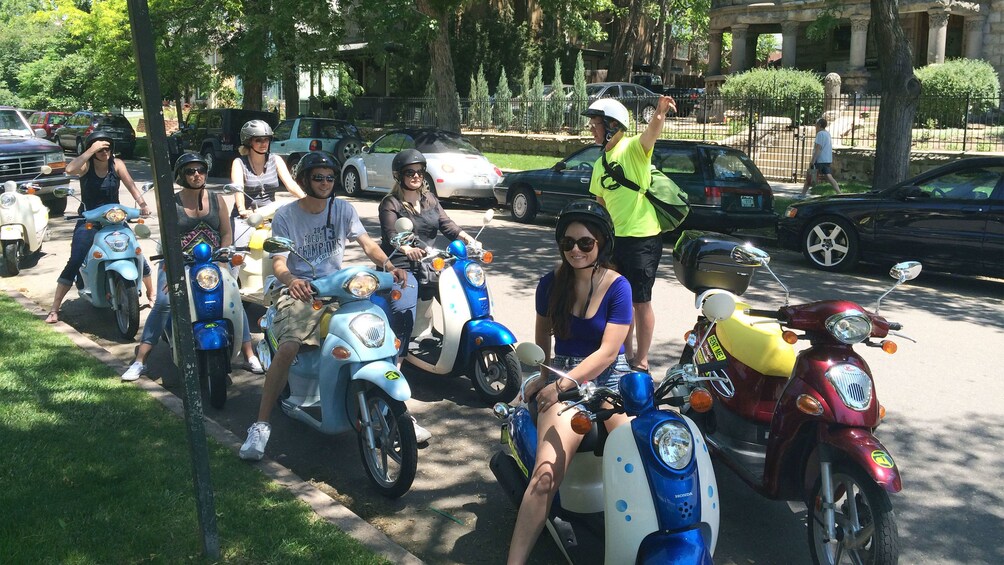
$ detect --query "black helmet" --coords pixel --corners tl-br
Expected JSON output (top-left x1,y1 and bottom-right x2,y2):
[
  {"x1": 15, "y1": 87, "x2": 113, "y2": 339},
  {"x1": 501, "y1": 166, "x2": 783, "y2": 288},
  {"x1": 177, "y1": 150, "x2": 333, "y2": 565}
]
[
  {"x1": 174, "y1": 152, "x2": 209, "y2": 189},
  {"x1": 85, "y1": 130, "x2": 115, "y2": 152},
  {"x1": 392, "y1": 149, "x2": 427, "y2": 177},
  {"x1": 555, "y1": 199, "x2": 614, "y2": 260},
  {"x1": 294, "y1": 151, "x2": 339, "y2": 197}
]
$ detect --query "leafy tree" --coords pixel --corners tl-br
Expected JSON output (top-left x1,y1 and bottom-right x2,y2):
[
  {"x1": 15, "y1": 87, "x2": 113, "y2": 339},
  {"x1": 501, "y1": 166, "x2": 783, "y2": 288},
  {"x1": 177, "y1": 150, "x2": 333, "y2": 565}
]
[
  {"x1": 528, "y1": 63, "x2": 545, "y2": 132},
  {"x1": 470, "y1": 64, "x2": 491, "y2": 129},
  {"x1": 546, "y1": 59, "x2": 565, "y2": 131},
  {"x1": 493, "y1": 67, "x2": 513, "y2": 131},
  {"x1": 608, "y1": 0, "x2": 645, "y2": 81}
]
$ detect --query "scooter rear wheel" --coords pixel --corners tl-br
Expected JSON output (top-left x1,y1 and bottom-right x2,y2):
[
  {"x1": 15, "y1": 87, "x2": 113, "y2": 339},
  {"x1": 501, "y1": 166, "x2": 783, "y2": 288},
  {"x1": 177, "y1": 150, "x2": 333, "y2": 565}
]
[
  {"x1": 111, "y1": 273, "x2": 140, "y2": 339},
  {"x1": 356, "y1": 387, "x2": 417, "y2": 498},
  {"x1": 807, "y1": 462, "x2": 899, "y2": 565},
  {"x1": 470, "y1": 346, "x2": 520, "y2": 405},
  {"x1": 2, "y1": 241, "x2": 21, "y2": 276}
]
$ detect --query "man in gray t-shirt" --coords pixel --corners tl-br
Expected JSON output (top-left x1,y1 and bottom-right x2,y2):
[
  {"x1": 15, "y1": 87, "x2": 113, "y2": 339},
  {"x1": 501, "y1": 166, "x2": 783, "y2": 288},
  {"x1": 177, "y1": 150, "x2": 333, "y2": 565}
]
[
  {"x1": 799, "y1": 117, "x2": 842, "y2": 198},
  {"x1": 240, "y1": 152, "x2": 406, "y2": 461}
]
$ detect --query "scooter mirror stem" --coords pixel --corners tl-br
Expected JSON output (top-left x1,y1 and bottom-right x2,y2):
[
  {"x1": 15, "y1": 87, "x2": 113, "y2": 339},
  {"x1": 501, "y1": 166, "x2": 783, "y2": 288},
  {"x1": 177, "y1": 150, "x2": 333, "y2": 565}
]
[
  {"x1": 760, "y1": 261, "x2": 790, "y2": 306},
  {"x1": 874, "y1": 261, "x2": 921, "y2": 314}
]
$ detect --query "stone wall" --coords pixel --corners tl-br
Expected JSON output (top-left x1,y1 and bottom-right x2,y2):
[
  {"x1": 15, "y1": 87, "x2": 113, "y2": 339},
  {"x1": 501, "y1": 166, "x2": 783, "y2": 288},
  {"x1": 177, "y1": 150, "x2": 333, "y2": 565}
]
[{"x1": 833, "y1": 148, "x2": 970, "y2": 183}]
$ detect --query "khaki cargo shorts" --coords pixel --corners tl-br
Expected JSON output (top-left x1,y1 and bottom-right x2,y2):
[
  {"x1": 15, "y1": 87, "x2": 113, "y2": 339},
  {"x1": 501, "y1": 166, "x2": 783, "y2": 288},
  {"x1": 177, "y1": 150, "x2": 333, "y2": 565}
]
[{"x1": 270, "y1": 291, "x2": 339, "y2": 347}]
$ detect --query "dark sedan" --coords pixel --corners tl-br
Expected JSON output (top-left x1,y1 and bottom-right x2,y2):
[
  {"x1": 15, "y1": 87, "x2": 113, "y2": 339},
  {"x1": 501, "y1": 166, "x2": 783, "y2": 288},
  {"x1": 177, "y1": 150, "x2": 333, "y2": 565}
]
[
  {"x1": 494, "y1": 141, "x2": 777, "y2": 232},
  {"x1": 777, "y1": 157, "x2": 1004, "y2": 277}
]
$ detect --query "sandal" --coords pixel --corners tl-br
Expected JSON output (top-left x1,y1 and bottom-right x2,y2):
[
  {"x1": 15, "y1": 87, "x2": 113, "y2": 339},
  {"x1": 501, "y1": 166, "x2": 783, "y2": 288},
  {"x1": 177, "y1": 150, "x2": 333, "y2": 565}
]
[
  {"x1": 44, "y1": 311, "x2": 59, "y2": 324},
  {"x1": 629, "y1": 363, "x2": 650, "y2": 375}
]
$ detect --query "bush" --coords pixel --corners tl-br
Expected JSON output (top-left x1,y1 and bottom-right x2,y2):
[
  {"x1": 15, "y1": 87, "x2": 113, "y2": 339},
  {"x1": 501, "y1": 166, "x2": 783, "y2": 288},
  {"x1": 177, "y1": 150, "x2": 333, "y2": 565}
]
[
  {"x1": 915, "y1": 59, "x2": 1001, "y2": 128},
  {"x1": 469, "y1": 65, "x2": 491, "y2": 129},
  {"x1": 720, "y1": 68, "x2": 823, "y2": 125},
  {"x1": 493, "y1": 68, "x2": 514, "y2": 131}
]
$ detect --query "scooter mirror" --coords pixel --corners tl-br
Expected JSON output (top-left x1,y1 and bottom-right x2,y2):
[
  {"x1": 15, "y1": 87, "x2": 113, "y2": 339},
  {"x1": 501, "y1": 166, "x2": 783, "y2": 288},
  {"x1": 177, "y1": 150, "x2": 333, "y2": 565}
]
[
  {"x1": 53, "y1": 187, "x2": 69, "y2": 198},
  {"x1": 515, "y1": 342, "x2": 546, "y2": 366},
  {"x1": 138, "y1": 182, "x2": 154, "y2": 193},
  {"x1": 263, "y1": 236, "x2": 296, "y2": 254},
  {"x1": 395, "y1": 217, "x2": 414, "y2": 233},
  {"x1": 133, "y1": 223, "x2": 152, "y2": 239},
  {"x1": 40, "y1": 165, "x2": 53, "y2": 175},
  {"x1": 890, "y1": 261, "x2": 922, "y2": 282},
  {"x1": 731, "y1": 244, "x2": 770, "y2": 267},
  {"x1": 247, "y1": 213, "x2": 265, "y2": 229},
  {"x1": 2, "y1": 181, "x2": 16, "y2": 193},
  {"x1": 482, "y1": 209, "x2": 495, "y2": 224},
  {"x1": 702, "y1": 292, "x2": 736, "y2": 322},
  {"x1": 219, "y1": 184, "x2": 243, "y2": 195}
]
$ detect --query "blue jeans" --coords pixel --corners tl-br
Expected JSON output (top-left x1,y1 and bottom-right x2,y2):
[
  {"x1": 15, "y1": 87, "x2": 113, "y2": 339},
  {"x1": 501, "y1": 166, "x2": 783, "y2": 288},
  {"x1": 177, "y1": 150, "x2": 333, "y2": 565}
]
[
  {"x1": 386, "y1": 271, "x2": 418, "y2": 358},
  {"x1": 57, "y1": 220, "x2": 151, "y2": 286},
  {"x1": 140, "y1": 263, "x2": 251, "y2": 347}
]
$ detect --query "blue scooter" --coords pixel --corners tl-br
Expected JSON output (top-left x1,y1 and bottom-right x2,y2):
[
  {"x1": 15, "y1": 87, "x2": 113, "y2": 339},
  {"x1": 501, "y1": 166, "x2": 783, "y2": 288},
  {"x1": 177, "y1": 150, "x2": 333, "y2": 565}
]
[
  {"x1": 490, "y1": 295, "x2": 736, "y2": 563},
  {"x1": 258, "y1": 236, "x2": 418, "y2": 498},
  {"x1": 65, "y1": 186, "x2": 151, "y2": 339}
]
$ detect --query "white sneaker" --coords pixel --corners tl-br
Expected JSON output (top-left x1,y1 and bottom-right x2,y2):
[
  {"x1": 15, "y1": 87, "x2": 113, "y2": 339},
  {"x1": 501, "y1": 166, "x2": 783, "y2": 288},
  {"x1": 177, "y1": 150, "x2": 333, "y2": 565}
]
[
  {"x1": 411, "y1": 415, "x2": 432, "y2": 443},
  {"x1": 247, "y1": 355, "x2": 264, "y2": 374},
  {"x1": 121, "y1": 361, "x2": 146, "y2": 382},
  {"x1": 239, "y1": 421, "x2": 271, "y2": 460}
]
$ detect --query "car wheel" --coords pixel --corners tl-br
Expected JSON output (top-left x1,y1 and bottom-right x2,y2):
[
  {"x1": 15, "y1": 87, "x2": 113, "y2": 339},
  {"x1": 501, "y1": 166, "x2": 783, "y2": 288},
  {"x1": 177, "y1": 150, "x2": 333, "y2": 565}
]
[
  {"x1": 342, "y1": 167, "x2": 361, "y2": 196},
  {"x1": 640, "y1": 105, "x2": 656, "y2": 124},
  {"x1": 200, "y1": 146, "x2": 216, "y2": 175},
  {"x1": 286, "y1": 153, "x2": 301, "y2": 171},
  {"x1": 334, "y1": 138, "x2": 362, "y2": 167},
  {"x1": 802, "y1": 216, "x2": 859, "y2": 272},
  {"x1": 424, "y1": 173, "x2": 438, "y2": 197},
  {"x1": 510, "y1": 186, "x2": 538, "y2": 223},
  {"x1": 75, "y1": 138, "x2": 85, "y2": 156}
]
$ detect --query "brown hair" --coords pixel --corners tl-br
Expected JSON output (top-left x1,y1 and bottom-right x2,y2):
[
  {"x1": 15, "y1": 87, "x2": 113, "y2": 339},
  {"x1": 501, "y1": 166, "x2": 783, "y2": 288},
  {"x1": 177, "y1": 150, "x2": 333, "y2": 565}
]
[
  {"x1": 546, "y1": 220, "x2": 614, "y2": 340},
  {"x1": 388, "y1": 177, "x2": 429, "y2": 215}
]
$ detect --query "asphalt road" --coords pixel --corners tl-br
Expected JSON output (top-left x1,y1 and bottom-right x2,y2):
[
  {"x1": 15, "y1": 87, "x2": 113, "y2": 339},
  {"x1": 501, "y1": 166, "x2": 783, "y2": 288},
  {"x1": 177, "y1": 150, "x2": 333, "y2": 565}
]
[{"x1": 4, "y1": 158, "x2": 1004, "y2": 564}]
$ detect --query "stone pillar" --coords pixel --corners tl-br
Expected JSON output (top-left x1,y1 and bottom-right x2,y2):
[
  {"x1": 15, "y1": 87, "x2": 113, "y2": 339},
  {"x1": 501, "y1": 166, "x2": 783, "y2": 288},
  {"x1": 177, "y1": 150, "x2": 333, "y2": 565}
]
[
  {"x1": 927, "y1": 9, "x2": 950, "y2": 64},
  {"x1": 965, "y1": 16, "x2": 986, "y2": 60},
  {"x1": 849, "y1": 17, "x2": 869, "y2": 70},
  {"x1": 730, "y1": 25, "x2": 749, "y2": 74},
  {"x1": 823, "y1": 73, "x2": 841, "y2": 118},
  {"x1": 780, "y1": 21, "x2": 799, "y2": 68},
  {"x1": 708, "y1": 30, "x2": 724, "y2": 76}
]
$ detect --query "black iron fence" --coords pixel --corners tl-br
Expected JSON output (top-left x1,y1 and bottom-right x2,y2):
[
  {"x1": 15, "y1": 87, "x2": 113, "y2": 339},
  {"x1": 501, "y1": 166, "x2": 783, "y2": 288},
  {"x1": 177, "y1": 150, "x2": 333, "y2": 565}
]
[{"x1": 331, "y1": 93, "x2": 1004, "y2": 181}]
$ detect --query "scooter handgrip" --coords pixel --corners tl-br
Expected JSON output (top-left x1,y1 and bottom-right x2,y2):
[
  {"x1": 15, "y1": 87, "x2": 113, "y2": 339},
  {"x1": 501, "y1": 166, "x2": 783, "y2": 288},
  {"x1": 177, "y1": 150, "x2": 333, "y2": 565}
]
[
  {"x1": 889, "y1": 322, "x2": 903, "y2": 331},
  {"x1": 150, "y1": 254, "x2": 164, "y2": 261},
  {"x1": 745, "y1": 308, "x2": 780, "y2": 319},
  {"x1": 695, "y1": 359, "x2": 728, "y2": 373},
  {"x1": 557, "y1": 388, "x2": 581, "y2": 402}
]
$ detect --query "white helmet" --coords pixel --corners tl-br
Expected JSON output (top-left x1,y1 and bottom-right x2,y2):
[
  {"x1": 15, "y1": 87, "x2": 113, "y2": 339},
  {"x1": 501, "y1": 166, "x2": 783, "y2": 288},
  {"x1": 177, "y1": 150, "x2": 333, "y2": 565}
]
[
  {"x1": 582, "y1": 98, "x2": 630, "y2": 131},
  {"x1": 240, "y1": 119, "x2": 273, "y2": 146}
]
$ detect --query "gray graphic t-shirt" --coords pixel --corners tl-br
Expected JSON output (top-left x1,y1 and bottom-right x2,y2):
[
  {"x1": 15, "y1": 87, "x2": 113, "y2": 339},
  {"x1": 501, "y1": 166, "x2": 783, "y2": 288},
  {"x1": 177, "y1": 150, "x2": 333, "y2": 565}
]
[{"x1": 271, "y1": 198, "x2": 366, "y2": 281}]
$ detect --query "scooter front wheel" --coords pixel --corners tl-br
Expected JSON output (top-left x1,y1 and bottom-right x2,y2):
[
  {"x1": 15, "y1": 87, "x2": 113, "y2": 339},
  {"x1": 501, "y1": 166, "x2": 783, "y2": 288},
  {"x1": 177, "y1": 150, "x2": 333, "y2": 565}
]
[
  {"x1": 356, "y1": 387, "x2": 417, "y2": 498},
  {"x1": 807, "y1": 462, "x2": 899, "y2": 565},
  {"x1": 2, "y1": 241, "x2": 21, "y2": 276},
  {"x1": 111, "y1": 273, "x2": 140, "y2": 339},
  {"x1": 470, "y1": 346, "x2": 520, "y2": 405},
  {"x1": 200, "y1": 350, "x2": 229, "y2": 409}
]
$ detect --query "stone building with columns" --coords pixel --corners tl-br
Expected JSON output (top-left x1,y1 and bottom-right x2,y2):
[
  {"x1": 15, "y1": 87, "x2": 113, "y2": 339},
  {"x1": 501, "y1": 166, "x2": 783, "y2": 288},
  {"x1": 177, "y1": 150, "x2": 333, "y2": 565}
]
[{"x1": 707, "y1": 1, "x2": 1001, "y2": 93}]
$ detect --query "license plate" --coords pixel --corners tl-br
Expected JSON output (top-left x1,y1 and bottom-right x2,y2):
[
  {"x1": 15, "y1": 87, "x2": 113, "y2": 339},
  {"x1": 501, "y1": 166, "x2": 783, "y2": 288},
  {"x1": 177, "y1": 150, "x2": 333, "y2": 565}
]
[
  {"x1": 740, "y1": 195, "x2": 755, "y2": 208},
  {"x1": 474, "y1": 175, "x2": 489, "y2": 185}
]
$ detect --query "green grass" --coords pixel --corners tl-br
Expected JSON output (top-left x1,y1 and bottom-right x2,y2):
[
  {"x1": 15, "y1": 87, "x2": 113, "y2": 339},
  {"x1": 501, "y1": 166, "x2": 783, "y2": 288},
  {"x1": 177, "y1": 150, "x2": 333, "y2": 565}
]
[
  {"x1": 483, "y1": 152, "x2": 559, "y2": 171},
  {"x1": 0, "y1": 294, "x2": 389, "y2": 564}
]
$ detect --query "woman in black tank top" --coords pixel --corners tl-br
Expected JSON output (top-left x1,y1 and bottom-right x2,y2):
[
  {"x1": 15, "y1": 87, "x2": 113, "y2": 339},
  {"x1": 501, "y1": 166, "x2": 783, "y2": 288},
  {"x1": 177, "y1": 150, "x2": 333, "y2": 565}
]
[{"x1": 47, "y1": 131, "x2": 153, "y2": 324}]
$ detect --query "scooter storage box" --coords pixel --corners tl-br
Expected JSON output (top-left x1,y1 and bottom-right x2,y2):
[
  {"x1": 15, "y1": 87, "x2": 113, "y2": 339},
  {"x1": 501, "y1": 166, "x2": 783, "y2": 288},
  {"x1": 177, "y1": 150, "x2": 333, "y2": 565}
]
[{"x1": 672, "y1": 230, "x2": 754, "y2": 295}]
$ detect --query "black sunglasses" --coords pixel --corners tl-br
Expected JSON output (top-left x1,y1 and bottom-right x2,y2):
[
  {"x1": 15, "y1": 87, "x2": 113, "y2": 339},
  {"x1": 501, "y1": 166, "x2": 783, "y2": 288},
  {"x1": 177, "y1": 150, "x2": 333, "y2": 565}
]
[
  {"x1": 183, "y1": 167, "x2": 207, "y2": 176},
  {"x1": 559, "y1": 236, "x2": 597, "y2": 252},
  {"x1": 401, "y1": 168, "x2": 426, "y2": 178},
  {"x1": 311, "y1": 174, "x2": 336, "y2": 183}
]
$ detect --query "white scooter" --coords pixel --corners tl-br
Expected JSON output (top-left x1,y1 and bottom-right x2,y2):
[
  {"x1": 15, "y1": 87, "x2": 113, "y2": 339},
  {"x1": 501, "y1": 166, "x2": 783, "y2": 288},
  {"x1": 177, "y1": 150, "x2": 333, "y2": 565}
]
[
  {"x1": 390, "y1": 211, "x2": 520, "y2": 404},
  {"x1": 0, "y1": 165, "x2": 57, "y2": 276},
  {"x1": 219, "y1": 184, "x2": 296, "y2": 304}
]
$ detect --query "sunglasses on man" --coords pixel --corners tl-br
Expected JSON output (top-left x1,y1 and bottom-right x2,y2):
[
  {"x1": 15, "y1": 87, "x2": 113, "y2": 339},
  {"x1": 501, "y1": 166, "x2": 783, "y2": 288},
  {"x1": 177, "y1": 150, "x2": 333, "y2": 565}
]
[{"x1": 311, "y1": 174, "x2": 337, "y2": 183}]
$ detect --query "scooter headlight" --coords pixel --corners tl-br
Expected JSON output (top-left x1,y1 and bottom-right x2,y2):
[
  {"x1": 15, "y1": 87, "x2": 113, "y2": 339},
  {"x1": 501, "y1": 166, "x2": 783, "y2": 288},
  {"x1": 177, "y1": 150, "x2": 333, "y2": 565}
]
[
  {"x1": 103, "y1": 231, "x2": 130, "y2": 252},
  {"x1": 825, "y1": 310, "x2": 872, "y2": 344},
  {"x1": 349, "y1": 313, "x2": 386, "y2": 347},
  {"x1": 825, "y1": 363, "x2": 873, "y2": 411},
  {"x1": 0, "y1": 193, "x2": 15, "y2": 208},
  {"x1": 652, "y1": 421, "x2": 693, "y2": 470},
  {"x1": 194, "y1": 266, "x2": 220, "y2": 290},
  {"x1": 345, "y1": 272, "x2": 379, "y2": 298},
  {"x1": 465, "y1": 263, "x2": 486, "y2": 287},
  {"x1": 103, "y1": 207, "x2": 128, "y2": 224}
]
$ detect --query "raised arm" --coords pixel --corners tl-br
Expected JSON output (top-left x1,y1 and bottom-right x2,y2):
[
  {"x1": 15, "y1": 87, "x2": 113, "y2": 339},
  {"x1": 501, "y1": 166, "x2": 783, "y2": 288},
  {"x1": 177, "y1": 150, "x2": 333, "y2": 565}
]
[{"x1": 640, "y1": 95, "x2": 677, "y2": 154}]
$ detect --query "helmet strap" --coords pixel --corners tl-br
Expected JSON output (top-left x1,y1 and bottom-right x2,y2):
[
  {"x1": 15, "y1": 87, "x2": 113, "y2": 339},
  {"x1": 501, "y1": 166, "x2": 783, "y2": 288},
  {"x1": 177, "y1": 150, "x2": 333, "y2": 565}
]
[{"x1": 578, "y1": 265, "x2": 601, "y2": 317}]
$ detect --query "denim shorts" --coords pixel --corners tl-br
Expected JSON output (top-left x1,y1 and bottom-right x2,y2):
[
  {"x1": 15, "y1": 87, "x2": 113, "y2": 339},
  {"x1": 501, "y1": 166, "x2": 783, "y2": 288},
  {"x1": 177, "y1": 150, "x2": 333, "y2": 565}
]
[{"x1": 549, "y1": 353, "x2": 631, "y2": 392}]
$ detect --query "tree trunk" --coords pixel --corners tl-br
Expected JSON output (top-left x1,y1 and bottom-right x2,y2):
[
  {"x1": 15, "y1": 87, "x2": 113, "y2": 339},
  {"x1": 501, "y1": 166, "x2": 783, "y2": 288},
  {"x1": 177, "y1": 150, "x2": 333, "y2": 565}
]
[
  {"x1": 608, "y1": 0, "x2": 645, "y2": 81},
  {"x1": 651, "y1": 0, "x2": 670, "y2": 75},
  {"x1": 242, "y1": 78, "x2": 263, "y2": 111},
  {"x1": 870, "y1": 0, "x2": 921, "y2": 190},
  {"x1": 416, "y1": 0, "x2": 461, "y2": 132},
  {"x1": 283, "y1": 63, "x2": 299, "y2": 119}
]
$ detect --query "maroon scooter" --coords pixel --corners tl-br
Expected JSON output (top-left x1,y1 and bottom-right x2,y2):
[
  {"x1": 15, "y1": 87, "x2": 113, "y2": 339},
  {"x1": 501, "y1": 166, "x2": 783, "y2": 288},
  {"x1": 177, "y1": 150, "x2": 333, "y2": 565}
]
[{"x1": 671, "y1": 230, "x2": 921, "y2": 565}]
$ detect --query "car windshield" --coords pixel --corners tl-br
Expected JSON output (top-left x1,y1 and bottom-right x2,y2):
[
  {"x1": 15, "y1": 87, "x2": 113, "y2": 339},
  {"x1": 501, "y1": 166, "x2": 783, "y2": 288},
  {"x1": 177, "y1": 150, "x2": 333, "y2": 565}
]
[
  {"x1": 319, "y1": 121, "x2": 358, "y2": 139},
  {"x1": 0, "y1": 109, "x2": 32, "y2": 136},
  {"x1": 414, "y1": 132, "x2": 481, "y2": 155},
  {"x1": 586, "y1": 85, "x2": 606, "y2": 96}
]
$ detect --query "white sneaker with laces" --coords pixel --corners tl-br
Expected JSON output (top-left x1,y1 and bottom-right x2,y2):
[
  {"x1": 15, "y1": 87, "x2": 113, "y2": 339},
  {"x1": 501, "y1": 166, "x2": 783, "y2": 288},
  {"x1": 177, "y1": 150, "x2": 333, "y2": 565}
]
[
  {"x1": 411, "y1": 415, "x2": 432, "y2": 443},
  {"x1": 121, "y1": 361, "x2": 146, "y2": 382},
  {"x1": 247, "y1": 356, "x2": 264, "y2": 374},
  {"x1": 239, "y1": 421, "x2": 271, "y2": 460}
]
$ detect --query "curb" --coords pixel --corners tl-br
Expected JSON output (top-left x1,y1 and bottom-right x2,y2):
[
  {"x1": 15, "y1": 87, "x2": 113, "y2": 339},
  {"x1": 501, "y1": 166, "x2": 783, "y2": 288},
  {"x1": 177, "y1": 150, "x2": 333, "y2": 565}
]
[{"x1": 5, "y1": 289, "x2": 423, "y2": 565}]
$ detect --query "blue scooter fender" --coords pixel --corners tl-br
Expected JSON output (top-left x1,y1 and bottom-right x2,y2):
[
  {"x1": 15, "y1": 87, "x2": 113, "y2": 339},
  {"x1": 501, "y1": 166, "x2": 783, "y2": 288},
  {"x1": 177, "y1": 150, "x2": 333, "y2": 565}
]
[
  {"x1": 350, "y1": 360, "x2": 412, "y2": 402},
  {"x1": 458, "y1": 319, "x2": 516, "y2": 362},
  {"x1": 105, "y1": 258, "x2": 139, "y2": 281},
  {"x1": 636, "y1": 528, "x2": 714, "y2": 565},
  {"x1": 192, "y1": 320, "x2": 233, "y2": 351}
]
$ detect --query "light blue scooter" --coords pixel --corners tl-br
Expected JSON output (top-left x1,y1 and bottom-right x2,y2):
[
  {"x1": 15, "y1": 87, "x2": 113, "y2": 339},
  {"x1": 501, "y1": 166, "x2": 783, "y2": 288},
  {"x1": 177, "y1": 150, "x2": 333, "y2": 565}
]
[
  {"x1": 257, "y1": 236, "x2": 418, "y2": 498},
  {"x1": 65, "y1": 186, "x2": 151, "y2": 339}
]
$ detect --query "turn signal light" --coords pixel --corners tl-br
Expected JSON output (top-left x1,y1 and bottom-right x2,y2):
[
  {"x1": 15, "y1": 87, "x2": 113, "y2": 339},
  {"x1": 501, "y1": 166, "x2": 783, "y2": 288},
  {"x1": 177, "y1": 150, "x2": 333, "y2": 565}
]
[
  {"x1": 390, "y1": 289, "x2": 402, "y2": 301},
  {"x1": 135, "y1": 247, "x2": 142, "y2": 255},
  {"x1": 482, "y1": 251, "x2": 494, "y2": 264},
  {"x1": 796, "y1": 394, "x2": 824, "y2": 416},
  {"x1": 137, "y1": 218, "x2": 145, "y2": 224},
  {"x1": 85, "y1": 223, "x2": 95, "y2": 230},
  {"x1": 331, "y1": 346, "x2": 351, "y2": 360},
  {"x1": 231, "y1": 254, "x2": 244, "y2": 267},
  {"x1": 782, "y1": 330, "x2": 799, "y2": 344},
  {"x1": 26, "y1": 187, "x2": 37, "y2": 194},
  {"x1": 571, "y1": 411, "x2": 592, "y2": 434},
  {"x1": 690, "y1": 388, "x2": 714, "y2": 413},
  {"x1": 431, "y1": 257, "x2": 446, "y2": 271},
  {"x1": 879, "y1": 404, "x2": 886, "y2": 420},
  {"x1": 312, "y1": 299, "x2": 323, "y2": 311},
  {"x1": 92, "y1": 250, "x2": 104, "y2": 259},
  {"x1": 394, "y1": 338, "x2": 401, "y2": 351},
  {"x1": 881, "y1": 340, "x2": 897, "y2": 354},
  {"x1": 475, "y1": 336, "x2": 484, "y2": 345}
]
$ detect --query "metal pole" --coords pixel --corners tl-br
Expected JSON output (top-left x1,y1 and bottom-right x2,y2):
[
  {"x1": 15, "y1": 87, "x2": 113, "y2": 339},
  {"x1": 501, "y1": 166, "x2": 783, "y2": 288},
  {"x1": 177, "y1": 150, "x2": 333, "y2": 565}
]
[{"x1": 125, "y1": 0, "x2": 220, "y2": 558}]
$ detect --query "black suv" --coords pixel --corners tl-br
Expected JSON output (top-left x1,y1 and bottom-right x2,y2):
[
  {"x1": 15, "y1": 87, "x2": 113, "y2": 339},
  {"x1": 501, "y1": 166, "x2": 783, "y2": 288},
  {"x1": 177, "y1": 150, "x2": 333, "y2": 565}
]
[
  {"x1": 0, "y1": 106, "x2": 71, "y2": 214},
  {"x1": 53, "y1": 111, "x2": 137, "y2": 158},
  {"x1": 169, "y1": 109, "x2": 279, "y2": 174}
]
